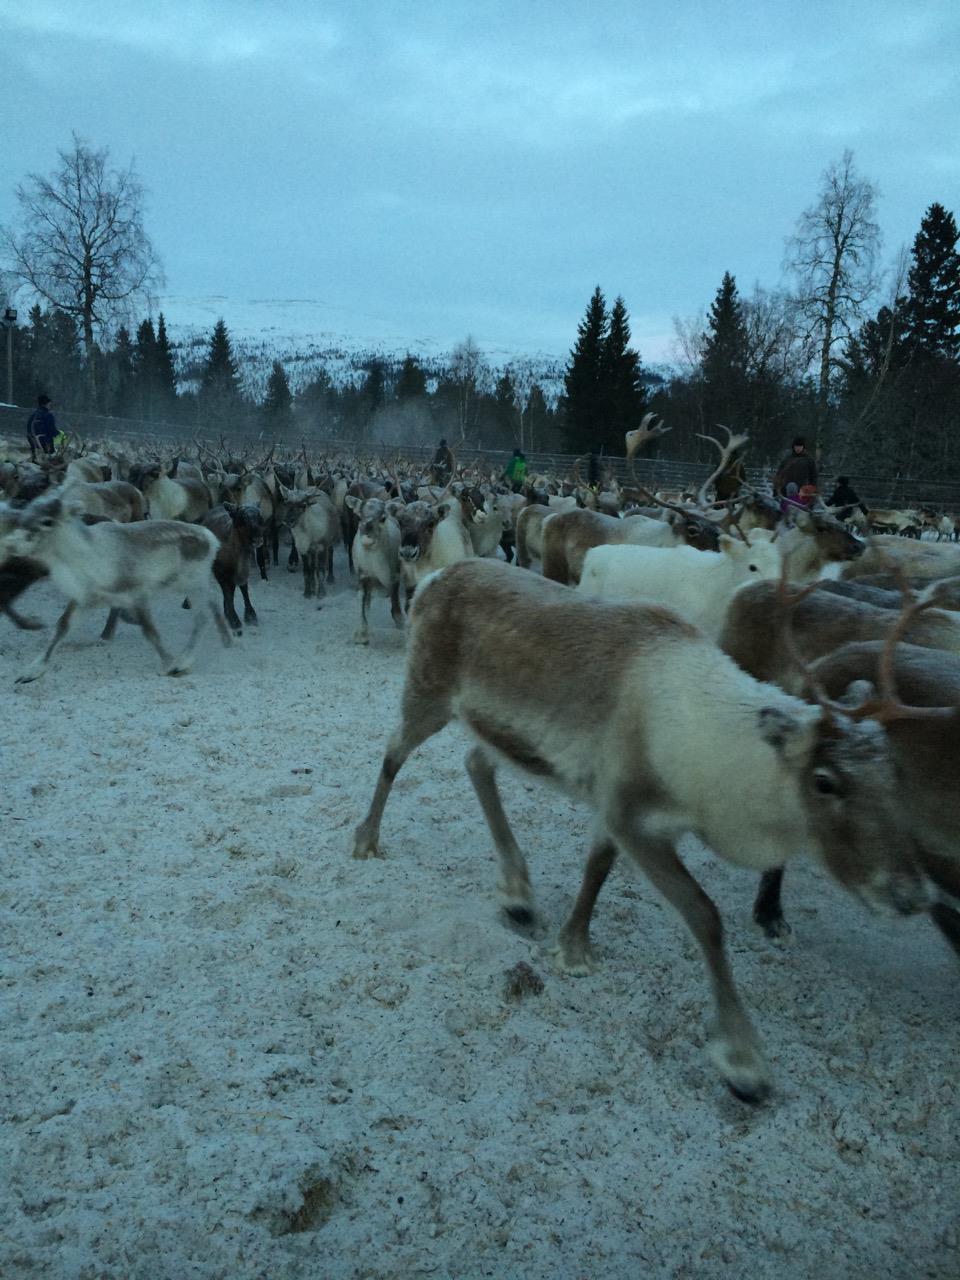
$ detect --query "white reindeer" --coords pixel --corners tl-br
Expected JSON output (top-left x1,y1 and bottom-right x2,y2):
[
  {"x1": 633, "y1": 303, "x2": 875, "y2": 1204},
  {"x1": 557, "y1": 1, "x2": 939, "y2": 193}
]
[
  {"x1": 0, "y1": 492, "x2": 231, "y2": 682},
  {"x1": 577, "y1": 535, "x2": 782, "y2": 640}
]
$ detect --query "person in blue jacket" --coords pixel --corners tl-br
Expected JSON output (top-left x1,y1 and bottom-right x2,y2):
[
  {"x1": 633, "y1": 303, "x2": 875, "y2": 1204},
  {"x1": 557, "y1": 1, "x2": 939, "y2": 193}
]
[{"x1": 27, "y1": 394, "x2": 57, "y2": 459}]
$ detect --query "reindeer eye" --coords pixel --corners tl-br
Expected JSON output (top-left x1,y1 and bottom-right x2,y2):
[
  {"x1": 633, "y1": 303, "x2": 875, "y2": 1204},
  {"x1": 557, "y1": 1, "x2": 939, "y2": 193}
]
[
  {"x1": 813, "y1": 769, "x2": 838, "y2": 796},
  {"x1": 749, "y1": 563, "x2": 759, "y2": 572}
]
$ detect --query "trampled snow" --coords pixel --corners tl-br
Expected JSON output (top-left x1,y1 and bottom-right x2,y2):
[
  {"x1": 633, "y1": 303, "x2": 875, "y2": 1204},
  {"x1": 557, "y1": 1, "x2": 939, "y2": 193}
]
[{"x1": 1, "y1": 555, "x2": 957, "y2": 1279}]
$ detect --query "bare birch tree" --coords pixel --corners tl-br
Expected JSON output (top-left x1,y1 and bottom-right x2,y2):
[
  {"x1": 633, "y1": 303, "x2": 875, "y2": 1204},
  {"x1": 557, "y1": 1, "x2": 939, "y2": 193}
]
[
  {"x1": 2, "y1": 133, "x2": 164, "y2": 395},
  {"x1": 785, "y1": 149, "x2": 881, "y2": 454}
]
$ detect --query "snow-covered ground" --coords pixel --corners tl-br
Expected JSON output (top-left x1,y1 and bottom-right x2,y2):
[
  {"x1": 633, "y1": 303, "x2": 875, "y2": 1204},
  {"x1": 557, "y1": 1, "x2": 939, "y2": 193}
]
[{"x1": 1, "y1": 550, "x2": 957, "y2": 1280}]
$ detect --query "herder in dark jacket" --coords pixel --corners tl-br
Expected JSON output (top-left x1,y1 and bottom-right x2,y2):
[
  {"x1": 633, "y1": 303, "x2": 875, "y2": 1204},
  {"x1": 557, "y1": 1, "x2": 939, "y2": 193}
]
[
  {"x1": 773, "y1": 436, "x2": 817, "y2": 497},
  {"x1": 826, "y1": 475, "x2": 868, "y2": 519},
  {"x1": 431, "y1": 438, "x2": 453, "y2": 482},
  {"x1": 26, "y1": 395, "x2": 57, "y2": 459}
]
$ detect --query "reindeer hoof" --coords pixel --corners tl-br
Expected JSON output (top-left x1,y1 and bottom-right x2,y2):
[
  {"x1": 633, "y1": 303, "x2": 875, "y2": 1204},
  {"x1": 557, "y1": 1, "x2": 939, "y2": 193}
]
[
  {"x1": 15, "y1": 670, "x2": 43, "y2": 685},
  {"x1": 756, "y1": 915, "x2": 792, "y2": 944},
  {"x1": 244, "y1": 613, "x2": 258, "y2": 626},
  {"x1": 550, "y1": 938, "x2": 597, "y2": 975},
  {"x1": 164, "y1": 664, "x2": 192, "y2": 678},
  {"x1": 353, "y1": 631, "x2": 370, "y2": 646},
  {"x1": 352, "y1": 825, "x2": 383, "y2": 858},
  {"x1": 12, "y1": 614, "x2": 44, "y2": 631},
  {"x1": 352, "y1": 843, "x2": 384, "y2": 860},
  {"x1": 707, "y1": 1038, "x2": 771, "y2": 1105}
]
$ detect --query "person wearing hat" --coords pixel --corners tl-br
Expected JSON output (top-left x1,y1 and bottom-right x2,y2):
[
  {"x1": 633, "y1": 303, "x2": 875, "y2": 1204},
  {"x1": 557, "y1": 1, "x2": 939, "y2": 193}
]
[
  {"x1": 773, "y1": 436, "x2": 817, "y2": 497},
  {"x1": 26, "y1": 394, "x2": 57, "y2": 460}
]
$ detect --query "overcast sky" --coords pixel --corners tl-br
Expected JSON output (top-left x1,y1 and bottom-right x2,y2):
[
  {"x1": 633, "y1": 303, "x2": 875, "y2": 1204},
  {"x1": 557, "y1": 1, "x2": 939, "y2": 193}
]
[{"x1": 2, "y1": 0, "x2": 958, "y2": 361}]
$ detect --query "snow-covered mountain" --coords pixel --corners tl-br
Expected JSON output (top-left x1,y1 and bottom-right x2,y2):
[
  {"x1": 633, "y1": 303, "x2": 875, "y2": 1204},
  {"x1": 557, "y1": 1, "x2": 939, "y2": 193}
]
[{"x1": 158, "y1": 294, "x2": 570, "y2": 402}]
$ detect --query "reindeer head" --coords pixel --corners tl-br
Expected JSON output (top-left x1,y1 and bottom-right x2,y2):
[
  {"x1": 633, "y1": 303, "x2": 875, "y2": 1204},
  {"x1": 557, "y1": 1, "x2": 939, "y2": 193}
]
[
  {"x1": 757, "y1": 703, "x2": 931, "y2": 917},
  {"x1": 396, "y1": 501, "x2": 438, "y2": 562}
]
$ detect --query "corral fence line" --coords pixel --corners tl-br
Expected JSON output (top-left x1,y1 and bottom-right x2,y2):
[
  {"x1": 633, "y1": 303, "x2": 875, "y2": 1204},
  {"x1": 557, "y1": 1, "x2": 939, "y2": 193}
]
[{"x1": 3, "y1": 403, "x2": 960, "y2": 510}]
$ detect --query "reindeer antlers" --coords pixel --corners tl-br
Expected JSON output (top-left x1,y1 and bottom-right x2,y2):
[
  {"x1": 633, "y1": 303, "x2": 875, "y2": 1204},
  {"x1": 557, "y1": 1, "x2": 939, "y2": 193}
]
[
  {"x1": 695, "y1": 424, "x2": 749, "y2": 510},
  {"x1": 625, "y1": 412, "x2": 670, "y2": 461},
  {"x1": 777, "y1": 557, "x2": 956, "y2": 724}
]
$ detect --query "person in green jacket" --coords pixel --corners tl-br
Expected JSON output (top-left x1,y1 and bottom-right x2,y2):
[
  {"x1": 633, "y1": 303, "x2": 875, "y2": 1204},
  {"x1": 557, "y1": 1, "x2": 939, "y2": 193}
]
[{"x1": 503, "y1": 449, "x2": 527, "y2": 492}]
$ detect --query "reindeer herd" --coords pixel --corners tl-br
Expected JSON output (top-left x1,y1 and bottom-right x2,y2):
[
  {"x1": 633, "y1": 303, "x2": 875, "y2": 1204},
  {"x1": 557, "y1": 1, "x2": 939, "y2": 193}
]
[{"x1": 2, "y1": 419, "x2": 959, "y2": 1103}]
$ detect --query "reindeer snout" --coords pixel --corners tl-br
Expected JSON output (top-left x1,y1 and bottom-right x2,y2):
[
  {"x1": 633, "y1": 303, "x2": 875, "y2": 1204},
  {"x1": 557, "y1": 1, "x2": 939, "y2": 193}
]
[{"x1": 399, "y1": 544, "x2": 420, "y2": 561}]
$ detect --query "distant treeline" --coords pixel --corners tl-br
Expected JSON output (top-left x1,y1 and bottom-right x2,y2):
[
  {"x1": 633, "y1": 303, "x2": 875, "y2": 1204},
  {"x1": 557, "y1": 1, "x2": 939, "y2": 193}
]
[{"x1": 7, "y1": 203, "x2": 960, "y2": 475}]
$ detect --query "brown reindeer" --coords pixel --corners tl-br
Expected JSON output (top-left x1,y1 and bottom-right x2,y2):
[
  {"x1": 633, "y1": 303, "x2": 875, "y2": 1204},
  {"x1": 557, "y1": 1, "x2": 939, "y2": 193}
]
[{"x1": 352, "y1": 559, "x2": 931, "y2": 1102}]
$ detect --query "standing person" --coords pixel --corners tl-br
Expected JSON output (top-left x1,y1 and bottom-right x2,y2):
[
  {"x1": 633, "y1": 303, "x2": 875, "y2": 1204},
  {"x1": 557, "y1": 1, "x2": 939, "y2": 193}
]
[
  {"x1": 826, "y1": 475, "x2": 867, "y2": 519},
  {"x1": 502, "y1": 448, "x2": 527, "y2": 493},
  {"x1": 431, "y1": 437, "x2": 453, "y2": 482},
  {"x1": 773, "y1": 436, "x2": 817, "y2": 497},
  {"x1": 26, "y1": 395, "x2": 57, "y2": 460},
  {"x1": 587, "y1": 450, "x2": 600, "y2": 488}
]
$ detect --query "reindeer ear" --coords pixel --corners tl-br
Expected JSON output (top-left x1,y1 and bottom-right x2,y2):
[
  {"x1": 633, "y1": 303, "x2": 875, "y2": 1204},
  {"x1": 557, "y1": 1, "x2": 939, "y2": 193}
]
[
  {"x1": 385, "y1": 500, "x2": 403, "y2": 517},
  {"x1": 344, "y1": 495, "x2": 362, "y2": 514},
  {"x1": 758, "y1": 706, "x2": 814, "y2": 762},
  {"x1": 719, "y1": 534, "x2": 738, "y2": 555}
]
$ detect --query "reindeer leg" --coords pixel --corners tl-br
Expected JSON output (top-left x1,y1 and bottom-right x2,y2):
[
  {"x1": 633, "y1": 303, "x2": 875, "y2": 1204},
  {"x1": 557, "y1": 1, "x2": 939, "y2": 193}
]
[
  {"x1": 390, "y1": 583, "x2": 403, "y2": 629},
  {"x1": 553, "y1": 838, "x2": 619, "y2": 973},
  {"x1": 607, "y1": 821, "x2": 770, "y2": 1103},
  {"x1": 239, "y1": 583, "x2": 257, "y2": 625},
  {"x1": 353, "y1": 698, "x2": 451, "y2": 859},
  {"x1": 16, "y1": 601, "x2": 77, "y2": 683},
  {"x1": 753, "y1": 868, "x2": 790, "y2": 939},
  {"x1": 464, "y1": 746, "x2": 535, "y2": 925},
  {"x1": 100, "y1": 608, "x2": 121, "y2": 641},
  {"x1": 131, "y1": 605, "x2": 175, "y2": 673},
  {"x1": 930, "y1": 904, "x2": 960, "y2": 960},
  {"x1": 353, "y1": 580, "x2": 372, "y2": 646}
]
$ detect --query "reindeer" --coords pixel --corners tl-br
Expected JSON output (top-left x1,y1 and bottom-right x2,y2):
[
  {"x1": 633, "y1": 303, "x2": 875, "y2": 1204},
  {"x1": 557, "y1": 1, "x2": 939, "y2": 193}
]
[
  {"x1": 395, "y1": 490, "x2": 474, "y2": 594},
  {"x1": 128, "y1": 462, "x2": 212, "y2": 522},
  {"x1": 841, "y1": 534, "x2": 960, "y2": 581},
  {"x1": 541, "y1": 506, "x2": 721, "y2": 586},
  {"x1": 276, "y1": 486, "x2": 341, "y2": 601},
  {"x1": 0, "y1": 494, "x2": 231, "y2": 681},
  {"x1": 199, "y1": 502, "x2": 264, "y2": 636},
  {"x1": 514, "y1": 497, "x2": 578, "y2": 569},
  {"x1": 722, "y1": 576, "x2": 960, "y2": 957},
  {"x1": 352, "y1": 559, "x2": 932, "y2": 1102},
  {"x1": 577, "y1": 534, "x2": 783, "y2": 641},
  {"x1": 720, "y1": 579, "x2": 960, "y2": 687},
  {"x1": 345, "y1": 496, "x2": 405, "y2": 645}
]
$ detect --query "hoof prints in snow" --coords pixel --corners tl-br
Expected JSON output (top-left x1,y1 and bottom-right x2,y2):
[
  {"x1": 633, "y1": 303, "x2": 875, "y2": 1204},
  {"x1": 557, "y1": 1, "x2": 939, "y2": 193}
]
[{"x1": 1, "y1": 558, "x2": 958, "y2": 1279}]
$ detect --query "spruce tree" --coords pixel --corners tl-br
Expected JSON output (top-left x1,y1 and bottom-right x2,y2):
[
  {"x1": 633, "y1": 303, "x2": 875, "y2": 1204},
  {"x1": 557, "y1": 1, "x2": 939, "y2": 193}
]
[
  {"x1": 904, "y1": 203, "x2": 960, "y2": 362},
  {"x1": 107, "y1": 324, "x2": 135, "y2": 417},
  {"x1": 134, "y1": 318, "x2": 158, "y2": 418},
  {"x1": 155, "y1": 313, "x2": 178, "y2": 413},
  {"x1": 494, "y1": 368, "x2": 518, "y2": 442},
  {"x1": 396, "y1": 354, "x2": 427, "y2": 400},
  {"x1": 563, "y1": 286, "x2": 609, "y2": 452},
  {"x1": 605, "y1": 296, "x2": 645, "y2": 447},
  {"x1": 263, "y1": 359, "x2": 293, "y2": 418},
  {"x1": 701, "y1": 272, "x2": 750, "y2": 429},
  {"x1": 200, "y1": 318, "x2": 243, "y2": 423}
]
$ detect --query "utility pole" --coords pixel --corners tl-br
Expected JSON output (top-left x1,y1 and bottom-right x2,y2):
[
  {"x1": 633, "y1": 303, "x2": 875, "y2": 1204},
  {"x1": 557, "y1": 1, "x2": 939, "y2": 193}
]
[{"x1": 2, "y1": 307, "x2": 16, "y2": 404}]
